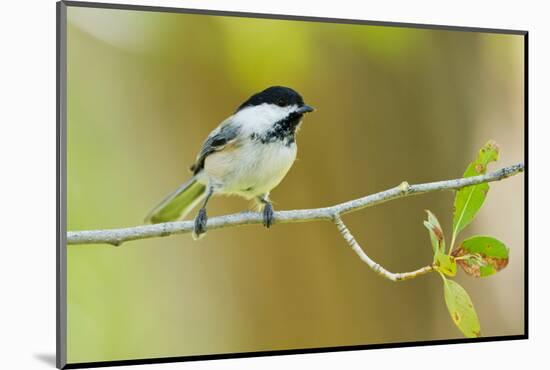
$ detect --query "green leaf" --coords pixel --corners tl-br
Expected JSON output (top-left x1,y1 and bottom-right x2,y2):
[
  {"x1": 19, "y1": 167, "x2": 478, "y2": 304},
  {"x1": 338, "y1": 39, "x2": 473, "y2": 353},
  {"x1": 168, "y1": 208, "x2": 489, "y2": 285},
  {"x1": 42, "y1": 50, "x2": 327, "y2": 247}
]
[
  {"x1": 452, "y1": 236, "x2": 509, "y2": 277},
  {"x1": 460, "y1": 236, "x2": 509, "y2": 258},
  {"x1": 435, "y1": 252, "x2": 456, "y2": 277},
  {"x1": 452, "y1": 140, "x2": 499, "y2": 237},
  {"x1": 423, "y1": 210, "x2": 446, "y2": 254},
  {"x1": 443, "y1": 278, "x2": 481, "y2": 338}
]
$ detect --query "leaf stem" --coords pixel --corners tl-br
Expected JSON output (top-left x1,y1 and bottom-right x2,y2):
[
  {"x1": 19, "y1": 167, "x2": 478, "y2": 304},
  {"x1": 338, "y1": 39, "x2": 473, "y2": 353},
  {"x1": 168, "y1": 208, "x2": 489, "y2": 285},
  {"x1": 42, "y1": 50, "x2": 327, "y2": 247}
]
[{"x1": 449, "y1": 232, "x2": 457, "y2": 254}]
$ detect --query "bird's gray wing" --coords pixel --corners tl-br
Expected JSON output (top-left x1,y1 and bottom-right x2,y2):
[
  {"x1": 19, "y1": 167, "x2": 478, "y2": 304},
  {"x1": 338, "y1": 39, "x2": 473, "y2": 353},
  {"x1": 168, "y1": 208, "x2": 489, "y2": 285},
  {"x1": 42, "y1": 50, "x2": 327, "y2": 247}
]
[{"x1": 190, "y1": 118, "x2": 240, "y2": 175}]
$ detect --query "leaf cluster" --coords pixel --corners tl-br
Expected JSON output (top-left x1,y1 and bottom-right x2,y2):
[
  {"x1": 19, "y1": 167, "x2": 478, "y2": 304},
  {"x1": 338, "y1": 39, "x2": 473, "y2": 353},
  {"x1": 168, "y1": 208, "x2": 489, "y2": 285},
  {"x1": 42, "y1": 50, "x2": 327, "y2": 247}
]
[{"x1": 423, "y1": 140, "x2": 510, "y2": 338}]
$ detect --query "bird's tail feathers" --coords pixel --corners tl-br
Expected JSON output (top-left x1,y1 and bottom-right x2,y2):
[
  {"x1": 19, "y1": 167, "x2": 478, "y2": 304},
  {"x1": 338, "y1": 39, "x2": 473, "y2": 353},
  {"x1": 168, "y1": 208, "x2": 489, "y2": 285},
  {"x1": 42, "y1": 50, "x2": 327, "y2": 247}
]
[{"x1": 145, "y1": 177, "x2": 206, "y2": 224}]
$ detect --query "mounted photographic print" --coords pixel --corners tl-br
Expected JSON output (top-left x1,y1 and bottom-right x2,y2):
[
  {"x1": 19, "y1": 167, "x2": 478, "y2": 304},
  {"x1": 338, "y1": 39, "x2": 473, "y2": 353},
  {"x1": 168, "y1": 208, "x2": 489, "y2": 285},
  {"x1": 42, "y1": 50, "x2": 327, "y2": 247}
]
[{"x1": 57, "y1": 1, "x2": 527, "y2": 368}]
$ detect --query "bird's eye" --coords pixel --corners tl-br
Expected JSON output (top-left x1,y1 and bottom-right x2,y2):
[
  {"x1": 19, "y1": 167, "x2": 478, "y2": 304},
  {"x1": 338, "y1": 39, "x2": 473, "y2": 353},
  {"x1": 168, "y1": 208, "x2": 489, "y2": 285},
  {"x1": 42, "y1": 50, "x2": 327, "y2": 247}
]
[{"x1": 277, "y1": 99, "x2": 286, "y2": 107}]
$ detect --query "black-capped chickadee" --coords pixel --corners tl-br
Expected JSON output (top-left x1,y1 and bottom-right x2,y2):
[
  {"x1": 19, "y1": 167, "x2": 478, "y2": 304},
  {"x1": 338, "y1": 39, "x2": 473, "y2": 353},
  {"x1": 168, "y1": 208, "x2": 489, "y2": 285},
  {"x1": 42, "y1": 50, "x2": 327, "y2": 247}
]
[{"x1": 146, "y1": 86, "x2": 315, "y2": 238}]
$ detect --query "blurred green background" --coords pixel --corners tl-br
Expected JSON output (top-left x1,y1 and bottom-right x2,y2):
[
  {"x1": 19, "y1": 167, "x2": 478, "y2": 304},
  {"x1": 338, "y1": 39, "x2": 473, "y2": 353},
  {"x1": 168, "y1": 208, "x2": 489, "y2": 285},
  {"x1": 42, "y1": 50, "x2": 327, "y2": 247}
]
[{"x1": 66, "y1": 6, "x2": 525, "y2": 364}]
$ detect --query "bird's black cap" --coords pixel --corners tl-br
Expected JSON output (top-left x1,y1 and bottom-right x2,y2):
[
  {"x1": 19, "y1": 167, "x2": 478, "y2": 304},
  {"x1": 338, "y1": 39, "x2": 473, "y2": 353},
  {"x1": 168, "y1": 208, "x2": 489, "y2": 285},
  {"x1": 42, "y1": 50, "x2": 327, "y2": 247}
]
[{"x1": 236, "y1": 86, "x2": 307, "y2": 112}]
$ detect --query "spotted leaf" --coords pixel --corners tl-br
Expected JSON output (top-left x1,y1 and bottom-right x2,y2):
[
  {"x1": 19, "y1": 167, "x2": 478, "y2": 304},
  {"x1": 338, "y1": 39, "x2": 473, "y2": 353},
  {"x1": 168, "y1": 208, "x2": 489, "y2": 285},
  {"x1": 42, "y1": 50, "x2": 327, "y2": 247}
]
[
  {"x1": 452, "y1": 236, "x2": 509, "y2": 277},
  {"x1": 423, "y1": 210, "x2": 446, "y2": 254},
  {"x1": 452, "y1": 140, "x2": 499, "y2": 237},
  {"x1": 443, "y1": 278, "x2": 481, "y2": 338}
]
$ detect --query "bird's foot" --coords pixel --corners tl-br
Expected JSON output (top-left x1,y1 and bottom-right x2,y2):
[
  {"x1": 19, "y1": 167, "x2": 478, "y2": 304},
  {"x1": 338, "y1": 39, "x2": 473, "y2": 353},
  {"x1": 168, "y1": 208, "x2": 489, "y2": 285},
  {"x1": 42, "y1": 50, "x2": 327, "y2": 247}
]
[
  {"x1": 193, "y1": 208, "x2": 208, "y2": 239},
  {"x1": 262, "y1": 202, "x2": 274, "y2": 228}
]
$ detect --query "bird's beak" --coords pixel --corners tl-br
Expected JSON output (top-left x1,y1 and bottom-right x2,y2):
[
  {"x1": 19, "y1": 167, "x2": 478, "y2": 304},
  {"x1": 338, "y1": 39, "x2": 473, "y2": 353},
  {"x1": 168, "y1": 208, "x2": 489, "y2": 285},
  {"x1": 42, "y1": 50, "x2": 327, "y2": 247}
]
[{"x1": 297, "y1": 104, "x2": 315, "y2": 114}]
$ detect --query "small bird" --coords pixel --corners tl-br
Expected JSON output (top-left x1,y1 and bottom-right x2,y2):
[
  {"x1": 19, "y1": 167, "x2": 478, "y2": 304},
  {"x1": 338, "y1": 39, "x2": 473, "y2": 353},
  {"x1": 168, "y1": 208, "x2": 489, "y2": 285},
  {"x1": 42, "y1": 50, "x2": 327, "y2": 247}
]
[{"x1": 146, "y1": 86, "x2": 315, "y2": 238}]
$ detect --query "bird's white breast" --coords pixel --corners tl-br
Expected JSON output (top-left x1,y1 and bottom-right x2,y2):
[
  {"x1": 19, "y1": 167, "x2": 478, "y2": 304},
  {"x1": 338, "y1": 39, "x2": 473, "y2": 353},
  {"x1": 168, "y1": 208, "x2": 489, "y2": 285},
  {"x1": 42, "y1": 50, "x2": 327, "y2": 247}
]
[{"x1": 202, "y1": 140, "x2": 297, "y2": 199}]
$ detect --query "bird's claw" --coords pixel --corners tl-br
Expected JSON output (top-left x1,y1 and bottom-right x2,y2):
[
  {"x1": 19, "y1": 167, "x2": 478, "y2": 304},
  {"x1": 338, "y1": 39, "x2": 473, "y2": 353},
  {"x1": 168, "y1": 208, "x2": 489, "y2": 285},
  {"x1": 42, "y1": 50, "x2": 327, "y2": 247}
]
[
  {"x1": 262, "y1": 203, "x2": 274, "y2": 228},
  {"x1": 193, "y1": 208, "x2": 208, "y2": 239}
]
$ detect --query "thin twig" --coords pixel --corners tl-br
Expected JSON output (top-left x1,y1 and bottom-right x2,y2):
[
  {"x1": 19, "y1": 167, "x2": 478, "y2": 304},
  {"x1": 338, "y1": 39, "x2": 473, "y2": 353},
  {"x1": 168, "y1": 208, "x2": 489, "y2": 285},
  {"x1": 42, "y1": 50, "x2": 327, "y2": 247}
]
[
  {"x1": 333, "y1": 215, "x2": 434, "y2": 281},
  {"x1": 67, "y1": 162, "x2": 524, "y2": 246}
]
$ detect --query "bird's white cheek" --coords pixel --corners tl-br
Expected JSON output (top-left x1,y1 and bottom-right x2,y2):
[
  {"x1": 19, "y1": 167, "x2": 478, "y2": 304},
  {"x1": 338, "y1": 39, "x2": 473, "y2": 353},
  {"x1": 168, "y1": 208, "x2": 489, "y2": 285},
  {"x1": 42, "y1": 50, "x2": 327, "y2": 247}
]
[{"x1": 234, "y1": 104, "x2": 292, "y2": 135}]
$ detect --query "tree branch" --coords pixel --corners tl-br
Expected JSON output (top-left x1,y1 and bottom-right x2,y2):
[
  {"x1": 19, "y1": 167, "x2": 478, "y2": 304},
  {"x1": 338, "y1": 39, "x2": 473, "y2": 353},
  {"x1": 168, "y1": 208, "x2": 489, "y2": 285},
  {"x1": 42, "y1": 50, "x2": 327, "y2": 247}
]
[
  {"x1": 333, "y1": 215, "x2": 434, "y2": 281},
  {"x1": 67, "y1": 162, "x2": 524, "y2": 246}
]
